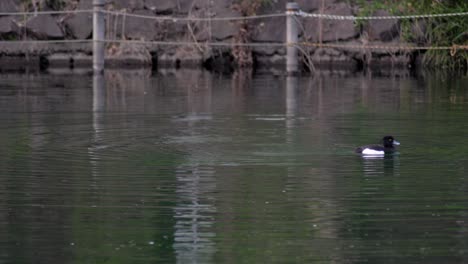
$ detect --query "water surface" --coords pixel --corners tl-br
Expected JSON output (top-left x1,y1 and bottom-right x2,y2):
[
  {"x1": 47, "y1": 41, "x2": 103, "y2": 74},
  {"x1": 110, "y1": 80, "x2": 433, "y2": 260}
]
[{"x1": 0, "y1": 69, "x2": 467, "y2": 263}]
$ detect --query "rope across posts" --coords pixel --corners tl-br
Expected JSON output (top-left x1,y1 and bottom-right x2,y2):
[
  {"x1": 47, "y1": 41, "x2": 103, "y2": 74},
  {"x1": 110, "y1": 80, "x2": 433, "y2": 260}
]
[
  {"x1": 286, "y1": 2, "x2": 300, "y2": 75},
  {"x1": 93, "y1": 0, "x2": 105, "y2": 73},
  {"x1": 1, "y1": 2, "x2": 465, "y2": 70}
]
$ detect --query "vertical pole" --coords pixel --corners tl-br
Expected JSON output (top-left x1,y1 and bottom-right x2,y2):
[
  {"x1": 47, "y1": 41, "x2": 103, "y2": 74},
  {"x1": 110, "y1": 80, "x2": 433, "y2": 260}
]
[
  {"x1": 93, "y1": 0, "x2": 105, "y2": 73},
  {"x1": 286, "y1": 2, "x2": 299, "y2": 75}
]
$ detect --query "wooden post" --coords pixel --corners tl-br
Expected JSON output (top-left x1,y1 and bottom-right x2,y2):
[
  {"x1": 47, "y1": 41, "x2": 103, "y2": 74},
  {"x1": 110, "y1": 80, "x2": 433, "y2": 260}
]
[
  {"x1": 286, "y1": 2, "x2": 299, "y2": 75},
  {"x1": 93, "y1": 0, "x2": 105, "y2": 73}
]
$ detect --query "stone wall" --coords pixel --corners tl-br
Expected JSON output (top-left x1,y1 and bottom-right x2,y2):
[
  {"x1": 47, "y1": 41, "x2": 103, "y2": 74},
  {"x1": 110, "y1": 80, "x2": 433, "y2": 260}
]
[{"x1": 0, "y1": 0, "x2": 422, "y2": 71}]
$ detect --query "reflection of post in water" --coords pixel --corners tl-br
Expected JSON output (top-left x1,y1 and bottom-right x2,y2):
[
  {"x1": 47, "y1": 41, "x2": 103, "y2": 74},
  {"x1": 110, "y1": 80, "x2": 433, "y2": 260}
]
[
  {"x1": 104, "y1": 70, "x2": 150, "y2": 111},
  {"x1": 286, "y1": 75, "x2": 298, "y2": 143},
  {"x1": 316, "y1": 74, "x2": 323, "y2": 116},
  {"x1": 92, "y1": 71, "x2": 105, "y2": 141},
  {"x1": 173, "y1": 165, "x2": 217, "y2": 263},
  {"x1": 185, "y1": 70, "x2": 213, "y2": 116},
  {"x1": 93, "y1": 72, "x2": 106, "y2": 113},
  {"x1": 286, "y1": 76, "x2": 298, "y2": 117},
  {"x1": 90, "y1": 72, "x2": 105, "y2": 178},
  {"x1": 173, "y1": 76, "x2": 217, "y2": 261}
]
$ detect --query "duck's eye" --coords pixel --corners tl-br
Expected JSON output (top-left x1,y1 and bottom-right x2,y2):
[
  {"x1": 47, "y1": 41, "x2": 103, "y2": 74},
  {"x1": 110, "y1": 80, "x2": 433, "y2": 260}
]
[{"x1": 389, "y1": 139, "x2": 393, "y2": 141}]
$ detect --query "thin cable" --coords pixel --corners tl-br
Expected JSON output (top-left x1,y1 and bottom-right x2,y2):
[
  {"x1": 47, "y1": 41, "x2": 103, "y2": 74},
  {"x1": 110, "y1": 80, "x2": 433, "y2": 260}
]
[
  {"x1": 100, "y1": 10, "x2": 286, "y2": 22},
  {"x1": 0, "y1": 8, "x2": 466, "y2": 21},
  {"x1": 99, "y1": 39, "x2": 286, "y2": 47},
  {"x1": 0, "y1": 40, "x2": 92, "y2": 44},
  {"x1": 294, "y1": 10, "x2": 468, "y2": 20},
  {"x1": 0, "y1": 9, "x2": 93, "y2": 16}
]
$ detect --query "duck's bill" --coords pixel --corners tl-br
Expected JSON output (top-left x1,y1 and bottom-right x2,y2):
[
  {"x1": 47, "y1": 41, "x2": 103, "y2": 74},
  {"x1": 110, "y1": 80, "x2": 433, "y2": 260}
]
[{"x1": 393, "y1": 140, "x2": 400, "y2": 146}]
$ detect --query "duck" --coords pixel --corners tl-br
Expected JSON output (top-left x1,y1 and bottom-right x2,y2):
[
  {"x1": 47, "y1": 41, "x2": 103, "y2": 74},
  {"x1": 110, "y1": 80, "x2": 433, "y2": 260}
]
[{"x1": 355, "y1": 136, "x2": 400, "y2": 155}]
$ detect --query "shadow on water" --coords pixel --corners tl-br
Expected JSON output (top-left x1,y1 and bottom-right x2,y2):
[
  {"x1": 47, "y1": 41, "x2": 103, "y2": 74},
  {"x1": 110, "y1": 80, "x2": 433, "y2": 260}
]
[{"x1": 0, "y1": 68, "x2": 467, "y2": 263}]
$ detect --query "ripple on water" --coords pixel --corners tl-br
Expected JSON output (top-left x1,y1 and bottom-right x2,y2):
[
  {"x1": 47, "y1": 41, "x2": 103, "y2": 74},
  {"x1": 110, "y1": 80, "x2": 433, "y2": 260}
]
[{"x1": 1, "y1": 72, "x2": 468, "y2": 263}]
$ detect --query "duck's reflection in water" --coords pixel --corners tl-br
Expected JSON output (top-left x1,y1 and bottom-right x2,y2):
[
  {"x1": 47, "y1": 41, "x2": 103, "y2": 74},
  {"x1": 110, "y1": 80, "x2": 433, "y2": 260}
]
[{"x1": 361, "y1": 153, "x2": 400, "y2": 178}]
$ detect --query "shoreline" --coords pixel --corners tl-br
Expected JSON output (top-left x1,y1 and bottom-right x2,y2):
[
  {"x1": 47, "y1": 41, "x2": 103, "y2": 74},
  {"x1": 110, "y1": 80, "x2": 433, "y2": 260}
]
[
  {"x1": 1, "y1": 1, "x2": 465, "y2": 72},
  {"x1": 0, "y1": 1, "x2": 436, "y2": 73},
  {"x1": 0, "y1": 42, "x2": 420, "y2": 73}
]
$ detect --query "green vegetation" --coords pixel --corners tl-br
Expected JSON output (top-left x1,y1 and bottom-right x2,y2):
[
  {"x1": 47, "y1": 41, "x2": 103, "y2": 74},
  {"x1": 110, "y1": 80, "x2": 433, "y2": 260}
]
[
  {"x1": 352, "y1": 0, "x2": 467, "y2": 68},
  {"x1": 410, "y1": 0, "x2": 467, "y2": 68}
]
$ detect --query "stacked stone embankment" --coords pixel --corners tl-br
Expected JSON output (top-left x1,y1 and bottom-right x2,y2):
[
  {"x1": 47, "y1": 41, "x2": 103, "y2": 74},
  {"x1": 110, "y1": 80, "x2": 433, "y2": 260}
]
[{"x1": 0, "y1": 0, "x2": 422, "y2": 71}]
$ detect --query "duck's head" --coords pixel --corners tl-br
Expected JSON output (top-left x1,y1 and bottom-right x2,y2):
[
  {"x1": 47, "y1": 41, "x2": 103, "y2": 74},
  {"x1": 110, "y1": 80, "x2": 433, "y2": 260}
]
[{"x1": 382, "y1": 136, "x2": 400, "y2": 148}]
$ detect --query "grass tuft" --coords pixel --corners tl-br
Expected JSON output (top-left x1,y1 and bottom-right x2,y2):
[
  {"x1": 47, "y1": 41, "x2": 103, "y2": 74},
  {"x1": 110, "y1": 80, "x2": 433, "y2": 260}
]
[{"x1": 352, "y1": 0, "x2": 467, "y2": 69}]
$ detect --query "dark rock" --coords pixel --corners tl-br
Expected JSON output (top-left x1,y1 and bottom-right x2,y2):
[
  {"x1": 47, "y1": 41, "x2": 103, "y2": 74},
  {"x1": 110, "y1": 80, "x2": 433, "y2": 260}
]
[
  {"x1": 47, "y1": 53, "x2": 72, "y2": 67},
  {"x1": 202, "y1": 50, "x2": 234, "y2": 72},
  {"x1": 220, "y1": 0, "x2": 321, "y2": 44},
  {"x1": 145, "y1": 0, "x2": 201, "y2": 14},
  {"x1": 256, "y1": 0, "x2": 323, "y2": 14},
  {"x1": 44, "y1": 0, "x2": 70, "y2": 11},
  {"x1": 296, "y1": 0, "x2": 322, "y2": 12},
  {"x1": 110, "y1": 0, "x2": 145, "y2": 11},
  {"x1": 144, "y1": 0, "x2": 175, "y2": 13},
  {"x1": 252, "y1": 16, "x2": 286, "y2": 43},
  {"x1": 255, "y1": 54, "x2": 285, "y2": 67},
  {"x1": 0, "y1": 55, "x2": 40, "y2": 70},
  {"x1": 209, "y1": 1, "x2": 240, "y2": 41},
  {"x1": 64, "y1": 0, "x2": 92, "y2": 39},
  {"x1": 212, "y1": 0, "x2": 233, "y2": 10},
  {"x1": 366, "y1": 10, "x2": 399, "y2": 42},
  {"x1": 312, "y1": 47, "x2": 344, "y2": 61},
  {"x1": 46, "y1": 52, "x2": 92, "y2": 68},
  {"x1": 173, "y1": 46, "x2": 205, "y2": 67},
  {"x1": 196, "y1": 20, "x2": 238, "y2": 41},
  {"x1": 153, "y1": 19, "x2": 186, "y2": 41},
  {"x1": 71, "y1": 53, "x2": 92, "y2": 67},
  {"x1": 170, "y1": 0, "x2": 239, "y2": 42},
  {"x1": 158, "y1": 46, "x2": 206, "y2": 68},
  {"x1": 0, "y1": 0, "x2": 21, "y2": 13},
  {"x1": 65, "y1": 13, "x2": 92, "y2": 39},
  {"x1": 108, "y1": 3, "x2": 189, "y2": 41},
  {"x1": 253, "y1": 45, "x2": 285, "y2": 56},
  {"x1": 25, "y1": 15, "x2": 64, "y2": 39},
  {"x1": 195, "y1": 8, "x2": 240, "y2": 41},
  {"x1": 0, "y1": 16, "x2": 15, "y2": 39},
  {"x1": 308, "y1": 44, "x2": 358, "y2": 69},
  {"x1": 76, "y1": 0, "x2": 92, "y2": 9},
  {"x1": 123, "y1": 10, "x2": 158, "y2": 40},
  {"x1": 63, "y1": 0, "x2": 92, "y2": 39},
  {"x1": 370, "y1": 54, "x2": 411, "y2": 68},
  {"x1": 257, "y1": 0, "x2": 288, "y2": 14},
  {"x1": 106, "y1": 43, "x2": 152, "y2": 67},
  {"x1": 305, "y1": 2, "x2": 358, "y2": 42},
  {"x1": 269, "y1": 54, "x2": 285, "y2": 65},
  {"x1": 158, "y1": 52, "x2": 176, "y2": 67}
]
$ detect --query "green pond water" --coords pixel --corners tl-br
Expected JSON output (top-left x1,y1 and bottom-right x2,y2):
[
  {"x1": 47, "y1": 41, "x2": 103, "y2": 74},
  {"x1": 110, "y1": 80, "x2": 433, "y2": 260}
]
[{"x1": 0, "y1": 69, "x2": 467, "y2": 263}]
